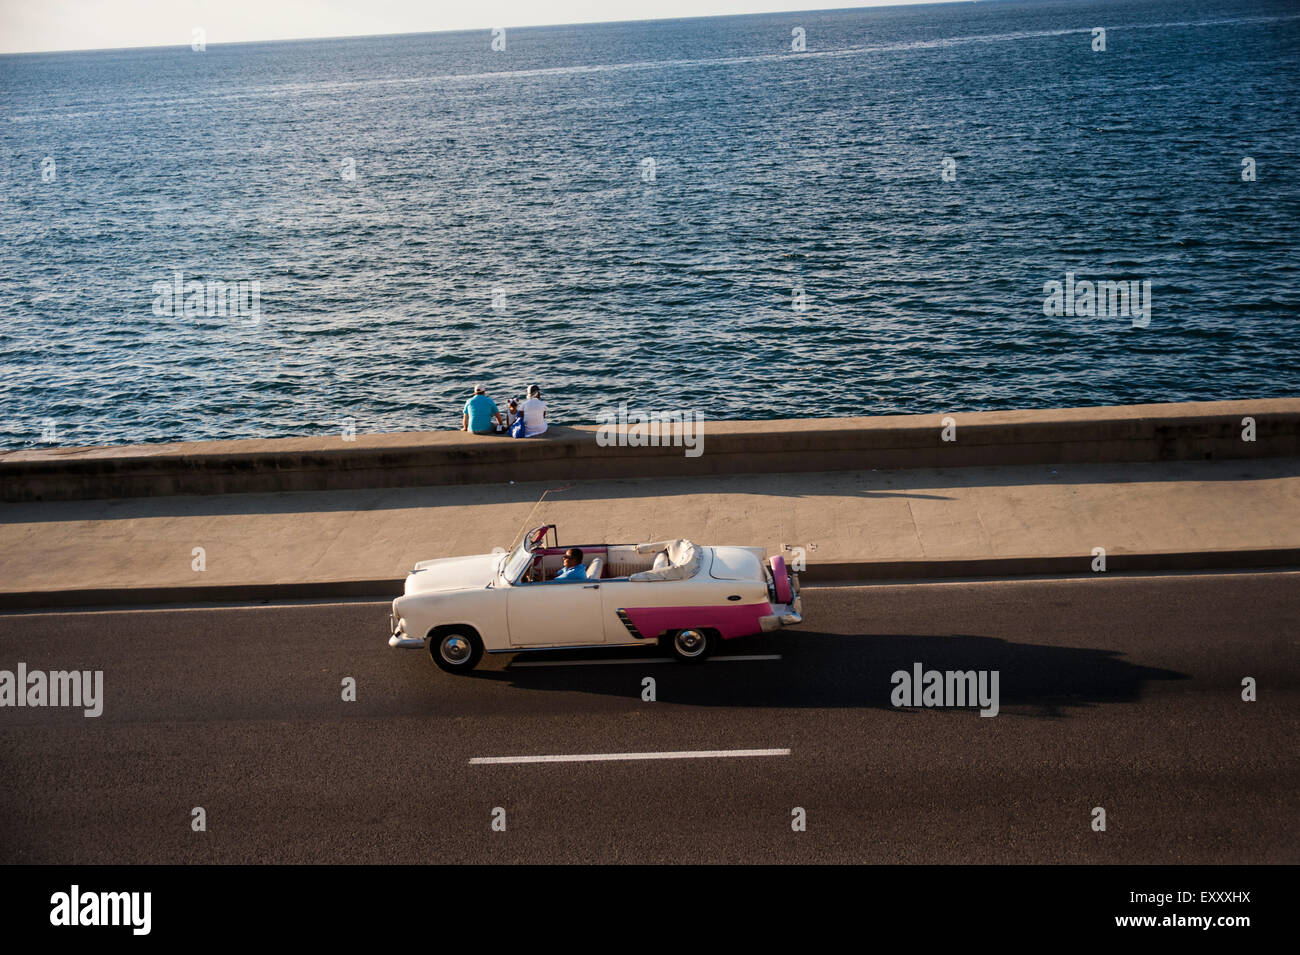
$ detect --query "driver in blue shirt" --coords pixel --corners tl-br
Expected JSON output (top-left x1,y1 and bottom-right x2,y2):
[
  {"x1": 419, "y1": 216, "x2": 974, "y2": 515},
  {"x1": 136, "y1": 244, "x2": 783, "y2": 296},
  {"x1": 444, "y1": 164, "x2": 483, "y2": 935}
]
[{"x1": 553, "y1": 548, "x2": 587, "y2": 582}]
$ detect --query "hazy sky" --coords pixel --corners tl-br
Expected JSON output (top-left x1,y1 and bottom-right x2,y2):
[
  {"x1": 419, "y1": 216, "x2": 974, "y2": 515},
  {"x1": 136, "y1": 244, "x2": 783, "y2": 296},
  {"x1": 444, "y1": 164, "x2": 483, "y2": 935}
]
[{"x1": 0, "y1": 0, "x2": 940, "y2": 55}]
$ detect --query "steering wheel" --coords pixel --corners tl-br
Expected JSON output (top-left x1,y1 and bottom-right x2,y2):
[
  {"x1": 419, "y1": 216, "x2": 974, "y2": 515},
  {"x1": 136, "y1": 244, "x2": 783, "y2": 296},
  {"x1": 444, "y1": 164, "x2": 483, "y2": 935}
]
[{"x1": 522, "y1": 556, "x2": 541, "y2": 583}]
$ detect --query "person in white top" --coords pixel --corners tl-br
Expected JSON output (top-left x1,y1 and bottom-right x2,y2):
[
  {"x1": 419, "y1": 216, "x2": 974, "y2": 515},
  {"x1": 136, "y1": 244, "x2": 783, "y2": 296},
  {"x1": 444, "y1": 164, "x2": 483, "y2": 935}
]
[{"x1": 518, "y1": 384, "x2": 547, "y2": 436}]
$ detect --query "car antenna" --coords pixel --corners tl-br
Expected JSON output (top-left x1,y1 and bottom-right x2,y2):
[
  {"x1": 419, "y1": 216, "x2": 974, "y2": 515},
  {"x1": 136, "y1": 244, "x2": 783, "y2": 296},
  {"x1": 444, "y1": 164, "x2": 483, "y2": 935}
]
[{"x1": 508, "y1": 483, "x2": 574, "y2": 551}]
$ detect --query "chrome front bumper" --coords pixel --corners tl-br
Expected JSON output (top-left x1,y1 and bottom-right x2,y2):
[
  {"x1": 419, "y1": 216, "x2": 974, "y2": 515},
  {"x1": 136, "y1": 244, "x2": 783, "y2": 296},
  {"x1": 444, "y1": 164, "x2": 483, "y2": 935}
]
[
  {"x1": 759, "y1": 595, "x2": 803, "y2": 631},
  {"x1": 388, "y1": 613, "x2": 425, "y2": 649}
]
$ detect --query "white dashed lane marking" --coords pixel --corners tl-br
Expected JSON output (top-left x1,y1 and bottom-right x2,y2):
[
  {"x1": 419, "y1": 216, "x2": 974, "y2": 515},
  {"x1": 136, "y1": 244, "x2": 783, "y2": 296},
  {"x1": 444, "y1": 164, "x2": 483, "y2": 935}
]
[{"x1": 469, "y1": 748, "x2": 791, "y2": 765}]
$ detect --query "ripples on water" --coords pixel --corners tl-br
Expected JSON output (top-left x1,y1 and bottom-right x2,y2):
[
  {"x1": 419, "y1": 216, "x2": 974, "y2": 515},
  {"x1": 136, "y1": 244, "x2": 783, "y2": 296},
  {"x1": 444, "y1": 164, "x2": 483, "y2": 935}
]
[{"x1": 1, "y1": 0, "x2": 1297, "y2": 448}]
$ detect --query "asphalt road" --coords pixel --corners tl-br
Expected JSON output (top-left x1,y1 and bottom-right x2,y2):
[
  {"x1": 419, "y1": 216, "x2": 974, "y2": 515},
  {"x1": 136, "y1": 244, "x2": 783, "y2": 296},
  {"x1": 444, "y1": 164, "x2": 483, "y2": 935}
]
[{"x1": 0, "y1": 572, "x2": 1295, "y2": 864}]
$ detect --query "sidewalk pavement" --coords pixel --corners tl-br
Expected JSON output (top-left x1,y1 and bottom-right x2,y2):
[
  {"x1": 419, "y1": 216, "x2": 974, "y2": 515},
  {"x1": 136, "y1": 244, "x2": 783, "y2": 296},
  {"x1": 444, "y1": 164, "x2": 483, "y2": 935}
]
[{"x1": 1, "y1": 458, "x2": 1298, "y2": 607}]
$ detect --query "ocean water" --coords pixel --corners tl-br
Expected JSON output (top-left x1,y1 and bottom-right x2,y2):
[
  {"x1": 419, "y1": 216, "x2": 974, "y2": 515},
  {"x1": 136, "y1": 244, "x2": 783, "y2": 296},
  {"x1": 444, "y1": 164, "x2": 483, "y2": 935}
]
[{"x1": 1, "y1": 0, "x2": 1298, "y2": 449}]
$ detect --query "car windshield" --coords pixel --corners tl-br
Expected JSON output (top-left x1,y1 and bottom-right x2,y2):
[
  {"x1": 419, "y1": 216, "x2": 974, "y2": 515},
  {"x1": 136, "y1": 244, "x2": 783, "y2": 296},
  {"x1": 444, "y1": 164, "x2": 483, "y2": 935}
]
[{"x1": 502, "y1": 541, "x2": 532, "y2": 583}]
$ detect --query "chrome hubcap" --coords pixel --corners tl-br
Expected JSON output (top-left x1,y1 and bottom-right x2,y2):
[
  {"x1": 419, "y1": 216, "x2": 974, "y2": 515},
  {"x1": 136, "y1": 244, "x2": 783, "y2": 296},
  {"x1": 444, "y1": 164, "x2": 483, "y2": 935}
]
[
  {"x1": 675, "y1": 629, "x2": 706, "y2": 657},
  {"x1": 441, "y1": 634, "x2": 471, "y2": 664}
]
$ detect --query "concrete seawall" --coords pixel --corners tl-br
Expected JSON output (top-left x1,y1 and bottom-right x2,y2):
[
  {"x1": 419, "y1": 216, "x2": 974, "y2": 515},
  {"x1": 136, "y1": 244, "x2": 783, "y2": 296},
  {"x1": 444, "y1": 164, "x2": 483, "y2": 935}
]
[
  {"x1": 2, "y1": 398, "x2": 1297, "y2": 502},
  {"x1": 6, "y1": 548, "x2": 1299, "y2": 611}
]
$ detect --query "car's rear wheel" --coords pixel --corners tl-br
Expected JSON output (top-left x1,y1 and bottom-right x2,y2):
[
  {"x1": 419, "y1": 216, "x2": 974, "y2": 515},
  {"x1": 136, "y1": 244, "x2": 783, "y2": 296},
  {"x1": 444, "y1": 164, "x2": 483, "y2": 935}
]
[
  {"x1": 662, "y1": 628, "x2": 713, "y2": 664},
  {"x1": 429, "y1": 628, "x2": 484, "y2": 674}
]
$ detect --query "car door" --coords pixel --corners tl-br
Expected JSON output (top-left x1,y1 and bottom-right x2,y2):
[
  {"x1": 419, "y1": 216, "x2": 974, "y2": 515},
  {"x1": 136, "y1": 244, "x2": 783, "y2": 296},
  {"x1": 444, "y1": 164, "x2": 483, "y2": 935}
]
[{"x1": 506, "y1": 579, "x2": 607, "y2": 647}]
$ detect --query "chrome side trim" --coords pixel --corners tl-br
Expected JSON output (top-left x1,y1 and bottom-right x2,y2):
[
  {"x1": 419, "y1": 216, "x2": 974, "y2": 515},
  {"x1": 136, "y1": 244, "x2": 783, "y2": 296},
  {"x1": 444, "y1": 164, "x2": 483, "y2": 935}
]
[
  {"x1": 488, "y1": 642, "x2": 614, "y2": 654},
  {"x1": 615, "y1": 608, "x2": 648, "y2": 639}
]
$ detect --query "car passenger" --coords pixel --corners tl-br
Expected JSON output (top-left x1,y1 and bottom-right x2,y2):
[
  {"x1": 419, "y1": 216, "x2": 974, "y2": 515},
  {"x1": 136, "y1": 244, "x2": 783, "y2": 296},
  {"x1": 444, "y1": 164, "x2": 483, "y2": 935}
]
[{"x1": 553, "y1": 548, "x2": 587, "y2": 582}]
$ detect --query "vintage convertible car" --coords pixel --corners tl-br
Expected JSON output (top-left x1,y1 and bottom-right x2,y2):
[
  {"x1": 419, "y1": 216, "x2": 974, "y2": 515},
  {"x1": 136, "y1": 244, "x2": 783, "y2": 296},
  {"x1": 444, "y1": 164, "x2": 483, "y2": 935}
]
[{"x1": 388, "y1": 524, "x2": 802, "y2": 673}]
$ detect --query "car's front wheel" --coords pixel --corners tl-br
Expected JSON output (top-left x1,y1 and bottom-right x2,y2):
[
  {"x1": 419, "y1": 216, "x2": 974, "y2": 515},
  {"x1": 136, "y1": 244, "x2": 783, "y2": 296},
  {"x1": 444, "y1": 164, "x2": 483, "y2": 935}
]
[
  {"x1": 429, "y1": 628, "x2": 484, "y2": 674},
  {"x1": 662, "y1": 628, "x2": 714, "y2": 664}
]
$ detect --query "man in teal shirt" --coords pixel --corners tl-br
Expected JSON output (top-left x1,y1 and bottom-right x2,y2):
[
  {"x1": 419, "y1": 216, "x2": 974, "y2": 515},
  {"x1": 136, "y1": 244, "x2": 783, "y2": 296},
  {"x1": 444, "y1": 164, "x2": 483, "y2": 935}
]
[{"x1": 461, "y1": 384, "x2": 504, "y2": 435}]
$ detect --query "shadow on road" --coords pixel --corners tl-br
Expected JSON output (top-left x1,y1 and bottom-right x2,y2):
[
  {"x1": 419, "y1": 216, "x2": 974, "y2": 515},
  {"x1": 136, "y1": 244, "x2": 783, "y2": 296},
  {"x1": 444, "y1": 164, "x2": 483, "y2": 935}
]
[{"x1": 469, "y1": 631, "x2": 1187, "y2": 716}]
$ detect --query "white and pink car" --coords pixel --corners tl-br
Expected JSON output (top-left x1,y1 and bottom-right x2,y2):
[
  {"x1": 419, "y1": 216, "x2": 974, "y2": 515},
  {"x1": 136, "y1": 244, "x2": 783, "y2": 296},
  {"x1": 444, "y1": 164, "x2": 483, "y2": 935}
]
[{"x1": 388, "y1": 525, "x2": 802, "y2": 673}]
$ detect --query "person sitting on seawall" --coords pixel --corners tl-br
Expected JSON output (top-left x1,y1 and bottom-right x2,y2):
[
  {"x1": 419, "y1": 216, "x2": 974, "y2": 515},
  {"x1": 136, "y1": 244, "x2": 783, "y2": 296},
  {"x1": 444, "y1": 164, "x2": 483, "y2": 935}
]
[
  {"x1": 516, "y1": 384, "x2": 548, "y2": 437},
  {"x1": 552, "y1": 548, "x2": 587, "y2": 582},
  {"x1": 461, "y1": 384, "x2": 505, "y2": 435}
]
